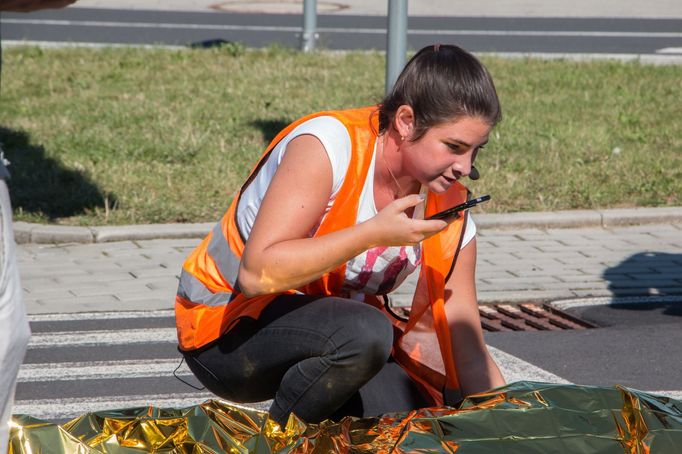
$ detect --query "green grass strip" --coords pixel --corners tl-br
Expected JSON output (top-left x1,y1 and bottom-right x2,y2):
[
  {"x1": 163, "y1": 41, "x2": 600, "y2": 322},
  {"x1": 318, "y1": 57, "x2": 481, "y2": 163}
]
[{"x1": 0, "y1": 45, "x2": 679, "y2": 226}]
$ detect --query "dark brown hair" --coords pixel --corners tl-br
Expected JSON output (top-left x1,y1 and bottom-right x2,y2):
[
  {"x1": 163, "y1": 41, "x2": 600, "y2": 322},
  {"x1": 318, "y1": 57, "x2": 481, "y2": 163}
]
[{"x1": 379, "y1": 44, "x2": 501, "y2": 141}]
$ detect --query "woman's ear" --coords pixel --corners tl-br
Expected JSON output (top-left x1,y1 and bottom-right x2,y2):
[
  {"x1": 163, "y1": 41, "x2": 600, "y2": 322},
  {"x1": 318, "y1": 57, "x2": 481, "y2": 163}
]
[{"x1": 393, "y1": 105, "x2": 415, "y2": 140}]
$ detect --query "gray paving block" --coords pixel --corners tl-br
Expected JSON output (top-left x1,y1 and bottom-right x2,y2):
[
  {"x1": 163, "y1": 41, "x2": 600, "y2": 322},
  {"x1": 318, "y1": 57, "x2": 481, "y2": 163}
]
[
  {"x1": 70, "y1": 284, "x2": 157, "y2": 298},
  {"x1": 607, "y1": 280, "x2": 666, "y2": 289},
  {"x1": 500, "y1": 271, "x2": 554, "y2": 279},
  {"x1": 476, "y1": 270, "x2": 519, "y2": 279},
  {"x1": 108, "y1": 298, "x2": 174, "y2": 311},
  {"x1": 20, "y1": 277, "x2": 58, "y2": 289},
  {"x1": 117, "y1": 292, "x2": 176, "y2": 304},
  {"x1": 20, "y1": 266, "x2": 90, "y2": 277},
  {"x1": 568, "y1": 289, "x2": 614, "y2": 298},
  {"x1": 31, "y1": 294, "x2": 121, "y2": 310},
  {"x1": 556, "y1": 274, "x2": 607, "y2": 283},
  {"x1": 21, "y1": 284, "x2": 75, "y2": 296},
  {"x1": 144, "y1": 278, "x2": 180, "y2": 291},
  {"x1": 481, "y1": 276, "x2": 562, "y2": 285},
  {"x1": 649, "y1": 265, "x2": 682, "y2": 273},
  {"x1": 74, "y1": 241, "x2": 142, "y2": 253},
  {"x1": 100, "y1": 250, "x2": 152, "y2": 260},
  {"x1": 22, "y1": 289, "x2": 74, "y2": 300},
  {"x1": 478, "y1": 289, "x2": 570, "y2": 303},
  {"x1": 115, "y1": 261, "x2": 169, "y2": 270},
  {"x1": 25, "y1": 297, "x2": 172, "y2": 313},
  {"x1": 137, "y1": 238, "x2": 203, "y2": 249},
  {"x1": 54, "y1": 272, "x2": 136, "y2": 284},
  {"x1": 625, "y1": 273, "x2": 680, "y2": 281},
  {"x1": 560, "y1": 282, "x2": 611, "y2": 290},
  {"x1": 128, "y1": 268, "x2": 177, "y2": 279},
  {"x1": 20, "y1": 245, "x2": 73, "y2": 257},
  {"x1": 613, "y1": 224, "x2": 681, "y2": 234}
]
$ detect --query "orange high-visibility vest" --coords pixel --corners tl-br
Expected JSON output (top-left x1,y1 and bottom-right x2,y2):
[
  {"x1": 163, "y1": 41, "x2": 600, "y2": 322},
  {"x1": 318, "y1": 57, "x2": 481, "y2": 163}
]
[{"x1": 175, "y1": 106, "x2": 470, "y2": 405}]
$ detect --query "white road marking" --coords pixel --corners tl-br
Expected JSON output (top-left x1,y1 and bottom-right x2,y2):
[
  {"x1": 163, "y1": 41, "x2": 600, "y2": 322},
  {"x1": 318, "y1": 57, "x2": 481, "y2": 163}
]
[
  {"x1": 4, "y1": 18, "x2": 682, "y2": 39},
  {"x1": 13, "y1": 393, "x2": 217, "y2": 420},
  {"x1": 28, "y1": 309, "x2": 174, "y2": 322},
  {"x1": 488, "y1": 346, "x2": 571, "y2": 384},
  {"x1": 18, "y1": 358, "x2": 191, "y2": 382},
  {"x1": 648, "y1": 391, "x2": 682, "y2": 400},
  {"x1": 28, "y1": 327, "x2": 177, "y2": 348},
  {"x1": 656, "y1": 47, "x2": 682, "y2": 54}
]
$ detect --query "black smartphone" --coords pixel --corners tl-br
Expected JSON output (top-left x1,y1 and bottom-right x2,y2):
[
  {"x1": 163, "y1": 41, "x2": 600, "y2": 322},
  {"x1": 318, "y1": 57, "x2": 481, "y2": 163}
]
[{"x1": 426, "y1": 195, "x2": 491, "y2": 221}]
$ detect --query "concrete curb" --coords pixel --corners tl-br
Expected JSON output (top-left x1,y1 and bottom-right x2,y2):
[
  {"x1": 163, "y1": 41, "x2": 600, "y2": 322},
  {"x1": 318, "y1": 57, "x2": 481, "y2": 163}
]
[
  {"x1": 13, "y1": 206, "x2": 682, "y2": 244},
  {"x1": 14, "y1": 221, "x2": 215, "y2": 244}
]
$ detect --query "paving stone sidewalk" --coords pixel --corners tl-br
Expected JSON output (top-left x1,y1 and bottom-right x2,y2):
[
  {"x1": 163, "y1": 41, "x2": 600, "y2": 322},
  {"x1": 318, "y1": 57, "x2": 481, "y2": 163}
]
[{"x1": 17, "y1": 222, "x2": 682, "y2": 314}]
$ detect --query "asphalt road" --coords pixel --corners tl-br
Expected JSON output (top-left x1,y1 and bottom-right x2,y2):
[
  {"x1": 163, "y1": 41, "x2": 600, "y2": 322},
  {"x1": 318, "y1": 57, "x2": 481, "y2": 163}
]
[
  {"x1": 10, "y1": 225, "x2": 682, "y2": 422},
  {"x1": 2, "y1": 7, "x2": 682, "y2": 55},
  {"x1": 14, "y1": 301, "x2": 681, "y2": 423},
  {"x1": 485, "y1": 302, "x2": 682, "y2": 392}
]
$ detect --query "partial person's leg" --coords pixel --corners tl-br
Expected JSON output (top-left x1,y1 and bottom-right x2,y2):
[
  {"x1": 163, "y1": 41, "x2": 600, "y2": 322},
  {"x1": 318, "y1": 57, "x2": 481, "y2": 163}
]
[
  {"x1": 330, "y1": 358, "x2": 431, "y2": 419},
  {"x1": 183, "y1": 295, "x2": 394, "y2": 426},
  {"x1": 0, "y1": 179, "x2": 31, "y2": 453}
]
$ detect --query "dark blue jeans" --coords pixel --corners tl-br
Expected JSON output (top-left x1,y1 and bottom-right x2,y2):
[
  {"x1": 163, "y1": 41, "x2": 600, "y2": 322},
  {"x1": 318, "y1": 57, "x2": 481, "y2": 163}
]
[{"x1": 182, "y1": 295, "x2": 428, "y2": 425}]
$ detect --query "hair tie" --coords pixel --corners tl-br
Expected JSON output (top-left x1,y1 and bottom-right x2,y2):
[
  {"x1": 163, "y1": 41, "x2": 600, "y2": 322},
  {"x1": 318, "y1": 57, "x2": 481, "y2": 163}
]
[{"x1": 433, "y1": 44, "x2": 441, "y2": 52}]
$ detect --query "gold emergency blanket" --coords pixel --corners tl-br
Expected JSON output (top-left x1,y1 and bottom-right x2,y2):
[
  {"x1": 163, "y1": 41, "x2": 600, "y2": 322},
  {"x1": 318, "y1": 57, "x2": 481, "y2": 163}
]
[{"x1": 10, "y1": 381, "x2": 682, "y2": 453}]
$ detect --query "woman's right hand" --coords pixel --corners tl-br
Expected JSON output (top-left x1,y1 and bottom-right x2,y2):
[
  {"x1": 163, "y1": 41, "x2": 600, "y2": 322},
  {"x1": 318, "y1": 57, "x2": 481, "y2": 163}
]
[{"x1": 363, "y1": 194, "x2": 448, "y2": 247}]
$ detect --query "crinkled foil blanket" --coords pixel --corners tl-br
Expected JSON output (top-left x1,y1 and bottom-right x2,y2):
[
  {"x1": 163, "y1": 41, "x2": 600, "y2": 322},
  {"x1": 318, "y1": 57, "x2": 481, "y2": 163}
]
[{"x1": 10, "y1": 381, "x2": 682, "y2": 453}]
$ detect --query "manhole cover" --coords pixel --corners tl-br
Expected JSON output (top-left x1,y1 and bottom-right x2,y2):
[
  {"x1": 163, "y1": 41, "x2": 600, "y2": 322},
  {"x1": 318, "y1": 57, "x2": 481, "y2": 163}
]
[{"x1": 211, "y1": 1, "x2": 348, "y2": 14}]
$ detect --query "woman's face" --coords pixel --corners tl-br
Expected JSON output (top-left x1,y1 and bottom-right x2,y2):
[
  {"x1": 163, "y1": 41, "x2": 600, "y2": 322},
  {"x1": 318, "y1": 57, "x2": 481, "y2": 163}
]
[{"x1": 401, "y1": 116, "x2": 492, "y2": 193}]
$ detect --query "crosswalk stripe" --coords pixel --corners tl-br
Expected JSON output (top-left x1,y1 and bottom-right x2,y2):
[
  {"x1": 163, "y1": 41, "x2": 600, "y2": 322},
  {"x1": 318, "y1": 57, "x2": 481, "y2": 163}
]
[
  {"x1": 650, "y1": 391, "x2": 682, "y2": 400},
  {"x1": 18, "y1": 359, "x2": 191, "y2": 382},
  {"x1": 28, "y1": 309, "x2": 174, "y2": 322},
  {"x1": 28, "y1": 327, "x2": 177, "y2": 348},
  {"x1": 13, "y1": 393, "x2": 219, "y2": 421},
  {"x1": 488, "y1": 346, "x2": 571, "y2": 384}
]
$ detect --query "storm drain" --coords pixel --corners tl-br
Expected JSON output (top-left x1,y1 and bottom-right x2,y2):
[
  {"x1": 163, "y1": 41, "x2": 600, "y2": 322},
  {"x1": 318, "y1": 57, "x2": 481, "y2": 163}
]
[{"x1": 479, "y1": 303, "x2": 598, "y2": 332}]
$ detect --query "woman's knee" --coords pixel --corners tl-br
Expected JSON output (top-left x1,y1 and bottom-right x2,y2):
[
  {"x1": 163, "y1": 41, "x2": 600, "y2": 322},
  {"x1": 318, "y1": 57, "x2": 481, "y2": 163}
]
[{"x1": 324, "y1": 299, "x2": 393, "y2": 371}]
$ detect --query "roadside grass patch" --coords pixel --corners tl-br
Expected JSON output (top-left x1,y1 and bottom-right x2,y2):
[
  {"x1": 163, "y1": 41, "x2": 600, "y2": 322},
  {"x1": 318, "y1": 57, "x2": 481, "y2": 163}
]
[{"x1": 0, "y1": 46, "x2": 679, "y2": 225}]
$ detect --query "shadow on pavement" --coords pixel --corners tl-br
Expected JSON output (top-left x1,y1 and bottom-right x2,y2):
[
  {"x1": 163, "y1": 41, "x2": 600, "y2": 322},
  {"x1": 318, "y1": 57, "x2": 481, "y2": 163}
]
[
  {"x1": 602, "y1": 251, "x2": 682, "y2": 317},
  {"x1": 0, "y1": 125, "x2": 113, "y2": 221}
]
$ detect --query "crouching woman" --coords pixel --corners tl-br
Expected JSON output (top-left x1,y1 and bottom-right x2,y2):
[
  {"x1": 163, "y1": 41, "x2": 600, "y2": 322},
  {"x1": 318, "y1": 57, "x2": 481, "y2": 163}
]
[{"x1": 175, "y1": 44, "x2": 506, "y2": 426}]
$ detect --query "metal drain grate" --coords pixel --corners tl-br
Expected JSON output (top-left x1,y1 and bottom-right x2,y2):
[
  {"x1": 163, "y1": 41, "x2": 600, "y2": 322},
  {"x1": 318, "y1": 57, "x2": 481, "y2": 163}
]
[{"x1": 479, "y1": 303, "x2": 598, "y2": 332}]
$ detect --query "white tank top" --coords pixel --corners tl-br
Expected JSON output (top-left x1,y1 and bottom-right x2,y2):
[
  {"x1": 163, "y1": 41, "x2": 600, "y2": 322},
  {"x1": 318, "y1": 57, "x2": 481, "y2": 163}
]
[{"x1": 237, "y1": 116, "x2": 476, "y2": 297}]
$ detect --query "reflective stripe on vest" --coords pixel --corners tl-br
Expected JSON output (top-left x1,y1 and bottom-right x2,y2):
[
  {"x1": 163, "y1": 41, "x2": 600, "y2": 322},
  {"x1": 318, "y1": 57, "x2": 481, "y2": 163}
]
[
  {"x1": 177, "y1": 269, "x2": 234, "y2": 307},
  {"x1": 206, "y1": 221, "x2": 240, "y2": 291}
]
